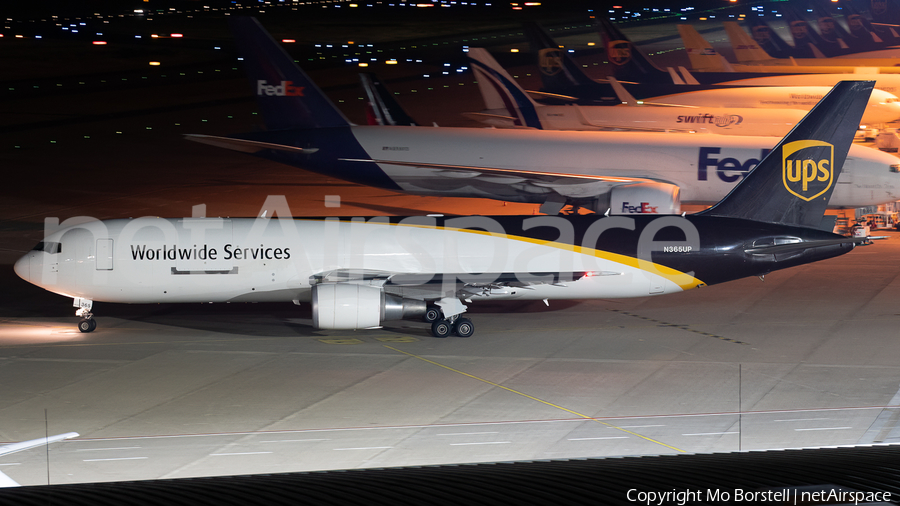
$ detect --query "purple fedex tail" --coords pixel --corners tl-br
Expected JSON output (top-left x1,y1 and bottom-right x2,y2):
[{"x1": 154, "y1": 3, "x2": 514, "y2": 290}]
[{"x1": 228, "y1": 16, "x2": 351, "y2": 131}]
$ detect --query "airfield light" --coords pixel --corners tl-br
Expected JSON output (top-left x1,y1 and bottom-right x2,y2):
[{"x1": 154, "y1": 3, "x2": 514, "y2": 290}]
[
  {"x1": 510, "y1": 48, "x2": 519, "y2": 52},
  {"x1": 149, "y1": 61, "x2": 161, "y2": 66},
  {"x1": 151, "y1": 34, "x2": 159, "y2": 38},
  {"x1": 92, "y1": 40, "x2": 107, "y2": 45},
  {"x1": 282, "y1": 38, "x2": 295, "y2": 43},
  {"x1": 386, "y1": 59, "x2": 398, "y2": 64},
  {"x1": 171, "y1": 33, "x2": 183, "y2": 38},
  {"x1": 587, "y1": 42, "x2": 595, "y2": 46},
  {"x1": 358, "y1": 62, "x2": 368, "y2": 67}
]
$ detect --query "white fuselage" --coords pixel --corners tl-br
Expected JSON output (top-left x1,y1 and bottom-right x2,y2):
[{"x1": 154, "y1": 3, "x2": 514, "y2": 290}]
[
  {"x1": 716, "y1": 74, "x2": 900, "y2": 97},
  {"x1": 14, "y1": 217, "x2": 695, "y2": 305},
  {"x1": 642, "y1": 87, "x2": 900, "y2": 125},
  {"x1": 476, "y1": 105, "x2": 807, "y2": 136},
  {"x1": 347, "y1": 126, "x2": 900, "y2": 207}
]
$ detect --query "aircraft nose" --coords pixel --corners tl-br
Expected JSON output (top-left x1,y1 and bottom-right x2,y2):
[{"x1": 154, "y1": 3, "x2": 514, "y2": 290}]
[{"x1": 13, "y1": 253, "x2": 30, "y2": 282}]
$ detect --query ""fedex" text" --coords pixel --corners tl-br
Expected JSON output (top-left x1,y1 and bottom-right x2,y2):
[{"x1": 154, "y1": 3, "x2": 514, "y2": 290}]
[{"x1": 256, "y1": 80, "x2": 305, "y2": 97}]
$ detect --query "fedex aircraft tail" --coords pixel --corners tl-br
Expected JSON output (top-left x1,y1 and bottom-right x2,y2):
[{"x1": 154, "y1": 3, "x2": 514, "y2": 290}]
[
  {"x1": 723, "y1": 21, "x2": 777, "y2": 63},
  {"x1": 467, "y1": 48, "x2": 543, "y2": 129},
  {"x1": 699, "y1": 80, "x2": 873, "y2": 228},
  {"x1": 677, "y1": 24, "x2": 735, "y2": 72},
  {"x1": 228, "y1": 17, "x2": 351, "y2": 130}
]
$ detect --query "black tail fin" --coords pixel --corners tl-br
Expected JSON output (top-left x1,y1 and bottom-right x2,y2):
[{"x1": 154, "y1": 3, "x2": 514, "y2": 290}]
[
  {"x1": 228, "y1": 17, "x2": 351, "y2": 130},
  {"x1": 594, "y1": 18, "x2": 666, "y2": 82},
  {"x1": 699, "y1": 81, "x2": 874, "y2": 228},
  {"x1": 522, "y1": 21, "x2": 599, "y2": 90},
  {"x1": 359, "y1": 73, "x2": 418, "y2": 126}
]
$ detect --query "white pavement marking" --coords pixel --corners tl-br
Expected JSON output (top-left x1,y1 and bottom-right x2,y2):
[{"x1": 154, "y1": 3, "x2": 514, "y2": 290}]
[
  {"x1": 437, "y1": 432, "x2": 499, "y2": 436},
  {"x1": 83, "y1": 457, "x2": 148, "y2": 462},
  {"x1": 210, "y1": 452, "x2": 273, "y2": 456},
  {"x1": 333, "y1": 447, "x2": 393, "y2": 451},
  {"x1": 568, "y1": 437, "x2": 630, "y2": 441},
  {"x1": 449, "y1": 442, "x2": 511, "y2": 446}
]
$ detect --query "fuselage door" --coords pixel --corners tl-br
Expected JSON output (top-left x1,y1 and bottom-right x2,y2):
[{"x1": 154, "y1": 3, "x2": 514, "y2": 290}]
[{"x1": 96, "y1": 238, "x2": 113, "y2": 270}]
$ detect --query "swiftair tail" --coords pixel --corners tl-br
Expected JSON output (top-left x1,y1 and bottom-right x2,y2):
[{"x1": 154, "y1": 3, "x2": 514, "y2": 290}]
[
  {"x1": 699, "y1": 81, "x2": 874, "y2": 228},
  {"x1": 467, "y1": 48, "x2": 543, "y2": 128},
  {"x1": 228, "y1": 17, "x2": 351, "y2": 130}
]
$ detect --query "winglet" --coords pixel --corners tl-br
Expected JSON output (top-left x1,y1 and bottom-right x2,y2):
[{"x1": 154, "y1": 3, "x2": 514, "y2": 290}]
[{"x1": 699, "y1": 81, "x2": 874, "y2": 228}]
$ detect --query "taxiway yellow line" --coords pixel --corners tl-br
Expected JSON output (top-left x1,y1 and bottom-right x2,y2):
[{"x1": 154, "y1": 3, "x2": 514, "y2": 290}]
[{"x1": 383, "y1": 345, "x2": 686, "y2": 453}]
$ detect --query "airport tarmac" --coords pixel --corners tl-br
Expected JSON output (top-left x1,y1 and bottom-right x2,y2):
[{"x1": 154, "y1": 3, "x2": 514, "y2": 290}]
[
  {"x1": 3, "y1": 8, "x2": 900, "y2": 486},
  {"x1": 3, "y1": 233, "x2": 900, "y2": 485}
]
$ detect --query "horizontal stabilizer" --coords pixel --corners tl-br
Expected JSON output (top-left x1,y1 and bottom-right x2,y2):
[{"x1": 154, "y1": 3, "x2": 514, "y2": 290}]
[
  {"x1": 185, "y1": 134, "x2": 318, "y2": 154},
  {"x1": 744, "y1": 236, "x2": 870, "y2": 255}
]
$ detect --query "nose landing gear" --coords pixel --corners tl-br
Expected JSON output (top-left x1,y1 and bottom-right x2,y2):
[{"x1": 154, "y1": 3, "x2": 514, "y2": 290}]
[{"x1": 74, "y1": 297, "x2": 96, "y2": 333}]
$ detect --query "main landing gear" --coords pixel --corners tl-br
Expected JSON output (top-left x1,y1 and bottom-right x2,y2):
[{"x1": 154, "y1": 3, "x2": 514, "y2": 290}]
[{"x1": 424, "y1": 304, "x2": 474, "y2": 338}]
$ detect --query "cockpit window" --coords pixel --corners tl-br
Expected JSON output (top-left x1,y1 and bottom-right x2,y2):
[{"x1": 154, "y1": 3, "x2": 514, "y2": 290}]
[{"x1": 32, "y1": 241, "x2": 62, "y2": 254}]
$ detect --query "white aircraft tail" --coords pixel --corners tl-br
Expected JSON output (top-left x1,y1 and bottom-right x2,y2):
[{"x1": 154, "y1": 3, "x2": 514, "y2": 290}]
[
  {"x1": 677, "y1": 24, "x2": 734, "y2": 72},
  {"x1": 723, "y1": 21, "x2": 774, "y2": 63}
]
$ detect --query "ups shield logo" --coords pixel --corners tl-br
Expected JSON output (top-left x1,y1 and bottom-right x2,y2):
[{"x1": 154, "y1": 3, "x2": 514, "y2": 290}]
[
  {"x1": 607, "y1": 40, "x2": 631, "y2": 65},
  {"x1": 791, "y1": 21, "x2": 810, "y2": 40},
  {"x1": 752, "y1": 25, "x2": 771, "y2": 45},
  {"x1": 538, "y1": 48, "x2": 562, "y2": 76},
  {"x1": 782, "y1": 140, "x2": 834, "y2": 201}
]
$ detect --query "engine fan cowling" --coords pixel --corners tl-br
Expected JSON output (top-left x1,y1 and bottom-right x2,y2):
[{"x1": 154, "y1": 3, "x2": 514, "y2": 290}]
[
  {"x1": 594, "y1": 182, "x2": 681, "y2": 215},
  {"x1": 311, "y1": 284, "x2": 427, "y2": 330}
]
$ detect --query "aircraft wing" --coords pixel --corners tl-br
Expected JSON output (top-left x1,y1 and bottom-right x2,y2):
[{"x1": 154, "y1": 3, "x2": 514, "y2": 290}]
[
  {"x1": 0, "y1": 432, "x2": 79, "y2": 487},
  {"x1": 184, "y1": 134, "x2": 319, "y2": 154},
  {"x1": 339, "y1": 157, "x2": 662, "y2": 200},
  {"x1": 311, "y1": 269, "x2": 621, "y2": 308}
]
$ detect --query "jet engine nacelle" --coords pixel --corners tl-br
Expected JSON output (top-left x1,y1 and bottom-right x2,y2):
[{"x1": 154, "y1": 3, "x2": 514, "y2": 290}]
[
  {"x1": 593, "y1": 182, "x2": 681, "y2": 215},
  {"x1": 311, "y1": 283, "x2": 427, "y2": 330}
]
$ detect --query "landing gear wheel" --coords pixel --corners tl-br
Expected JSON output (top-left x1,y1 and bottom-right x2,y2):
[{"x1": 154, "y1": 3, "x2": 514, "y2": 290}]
[
  {"x1": 423, "y1": 306, "x2": 442, "y2": 323},
  {"x1": 78, "y1": 319, "x2": 96, "y2": 333},
  {"x1": 453, "y1": 318, "x2": 474, "y2": 338},
  {"x1": 431, "y1": 319, "x2": 452, "y2": 338}
]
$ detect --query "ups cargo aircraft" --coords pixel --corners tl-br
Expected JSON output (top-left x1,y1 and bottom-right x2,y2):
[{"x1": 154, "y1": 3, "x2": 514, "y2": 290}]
[
  {"x1": 594, "y1": 18, "x2": 900, "y2": 87},
  {"x1": 677, "y1": 23, "x2": 900, "y2": 94},
  {"x1": 527, "y1": 22, "x2": 900, "y2": 122},
  {"x1": 14, "y1": 81, "x2": 884, "y2": 337},
  {"x1": 465, "y1": 46, "x2": 808, "y2": 136},
  {"x1": 184, "y1": 18, "x2": 899, "y2": 217},
  {"x1": 524, "y1": 19, "x2": 900, "y2": 126},
  {"x1": 723, "y1": 20, "x2": 900, "y2": 70}
]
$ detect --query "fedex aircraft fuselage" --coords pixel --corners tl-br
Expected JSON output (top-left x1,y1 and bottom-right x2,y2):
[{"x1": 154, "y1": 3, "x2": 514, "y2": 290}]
[{"x1": 260, "y1": 126, "x2": 900, "y2": 208}]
